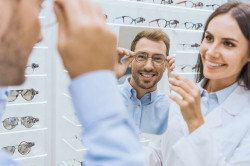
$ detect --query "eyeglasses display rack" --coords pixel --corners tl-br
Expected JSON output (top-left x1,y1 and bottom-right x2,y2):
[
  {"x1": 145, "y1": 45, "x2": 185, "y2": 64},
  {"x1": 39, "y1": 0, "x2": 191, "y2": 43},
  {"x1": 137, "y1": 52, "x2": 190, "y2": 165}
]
[{"x1": 0, "y1": 0, "x2": 227, "y2": 166}]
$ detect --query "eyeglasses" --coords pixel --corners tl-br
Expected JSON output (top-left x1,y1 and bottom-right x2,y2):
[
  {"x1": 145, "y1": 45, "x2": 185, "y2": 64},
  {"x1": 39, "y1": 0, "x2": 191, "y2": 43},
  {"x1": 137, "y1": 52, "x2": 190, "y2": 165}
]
[
  {"x1": 135, "y1": 52, "x2": 166, "y2": 66},
  {"x1": 175, "y1": 64, "x2": 196, "y2": 72},
  {"x1": 2, "y1": 116, "x2": 39, "y2": 130},
  {"x1": 184, "y1": 22, "x2": 203, "y2": 30},
  {"x1": 2, "y1": 141, "x2": 35, "y2": 155},
  {"x1": 113, "y1": 16, "x2": 146, "y2": 25},
  {"x1": 178, "y1": 43, "x2": 200, "y2": 50},
  {"x1": 25, "y1": 63, "x2": 39, "y2": 74},
  {"x1": 206, "y1": 4, "x2": 220, "y2": 10},
  {"x1": 149, "y1": 19, "x2": 179, "y2": 28},
  {"x1": 153, "y1": 0, "x2": 174, "y2": 5},
  {"x1": 175, "y1": 1, "x2": 204, "y2": 8},
  {"x1": 8, "y1": 89, "x2": 39, "y2": 102}
]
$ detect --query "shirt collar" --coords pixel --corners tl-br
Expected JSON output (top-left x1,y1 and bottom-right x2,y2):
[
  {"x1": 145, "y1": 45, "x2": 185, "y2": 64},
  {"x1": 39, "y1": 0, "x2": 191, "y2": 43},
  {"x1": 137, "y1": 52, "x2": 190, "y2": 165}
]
[
  {"x1": 123, "y1": 77, "x2": 159, "y2": 103},
  {"x1": 198, "y1": 78, "x2": 238, "y2": 104}
]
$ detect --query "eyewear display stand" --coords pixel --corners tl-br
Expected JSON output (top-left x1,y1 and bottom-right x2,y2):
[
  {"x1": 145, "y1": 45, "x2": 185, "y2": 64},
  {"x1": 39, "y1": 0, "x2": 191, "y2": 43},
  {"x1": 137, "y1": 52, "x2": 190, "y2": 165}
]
[{"x1": 0, "y1": 0, "x2": 227, "y2": 166}]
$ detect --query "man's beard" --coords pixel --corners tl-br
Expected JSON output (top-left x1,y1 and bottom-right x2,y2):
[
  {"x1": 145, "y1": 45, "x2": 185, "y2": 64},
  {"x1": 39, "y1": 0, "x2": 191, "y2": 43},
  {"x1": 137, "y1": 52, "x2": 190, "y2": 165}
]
[
  {"x1": 0, "y1": 27, "x2": 30, "y2": 86},
  {"x1": 131, "y1": 70, "x2": 161, "y2": 90}
]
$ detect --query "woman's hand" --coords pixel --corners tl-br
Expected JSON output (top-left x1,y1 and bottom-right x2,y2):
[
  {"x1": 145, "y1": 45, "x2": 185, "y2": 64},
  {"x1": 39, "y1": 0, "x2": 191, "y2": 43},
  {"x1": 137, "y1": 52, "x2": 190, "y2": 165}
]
[{"x1": 168, "y1": 73, "x2": 204, "y2": 134}]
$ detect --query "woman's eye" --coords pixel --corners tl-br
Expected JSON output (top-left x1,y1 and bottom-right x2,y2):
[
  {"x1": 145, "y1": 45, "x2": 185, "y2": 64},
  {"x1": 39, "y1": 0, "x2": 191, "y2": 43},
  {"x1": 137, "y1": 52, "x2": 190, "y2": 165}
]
[
  {"x1": 224, "y1": 41, "x2": 235, "y2": 47},
  {"x1": 205, "y1": 35, "x2": 213, "y2": 42}
]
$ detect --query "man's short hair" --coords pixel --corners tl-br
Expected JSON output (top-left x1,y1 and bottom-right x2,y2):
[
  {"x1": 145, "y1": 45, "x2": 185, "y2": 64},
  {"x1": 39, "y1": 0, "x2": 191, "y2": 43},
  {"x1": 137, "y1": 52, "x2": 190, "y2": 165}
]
[{"x1": 130, "y1": 29, "x2": 170, "y2": 56}]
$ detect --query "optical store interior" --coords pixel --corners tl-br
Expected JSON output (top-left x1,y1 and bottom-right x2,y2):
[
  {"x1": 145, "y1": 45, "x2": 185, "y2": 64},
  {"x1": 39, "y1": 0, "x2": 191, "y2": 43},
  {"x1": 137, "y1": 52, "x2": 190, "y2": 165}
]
[{"x1": 1, "y1": 0, "x2": 249, "y2": 166}]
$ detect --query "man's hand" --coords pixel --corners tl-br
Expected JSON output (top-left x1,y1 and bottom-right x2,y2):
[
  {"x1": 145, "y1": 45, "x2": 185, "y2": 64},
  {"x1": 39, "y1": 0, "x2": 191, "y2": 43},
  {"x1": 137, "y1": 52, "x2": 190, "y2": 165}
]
[
  {"x1": 166, "y1": 56, "x2": 175, "y2": 78},
  {"x1": 114, "y1": 48, "x2": 134, "y2": 79},
  {"x1": 54, "y1": 0, "x2": 117, "y2": 79}
]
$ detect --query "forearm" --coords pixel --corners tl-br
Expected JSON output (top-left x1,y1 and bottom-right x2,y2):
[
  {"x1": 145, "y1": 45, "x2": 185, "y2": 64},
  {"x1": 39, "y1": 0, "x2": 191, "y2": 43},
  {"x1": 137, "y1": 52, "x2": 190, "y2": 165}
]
[{"x1": 69, "y1": 71, "x2": 147, "y2": 166}]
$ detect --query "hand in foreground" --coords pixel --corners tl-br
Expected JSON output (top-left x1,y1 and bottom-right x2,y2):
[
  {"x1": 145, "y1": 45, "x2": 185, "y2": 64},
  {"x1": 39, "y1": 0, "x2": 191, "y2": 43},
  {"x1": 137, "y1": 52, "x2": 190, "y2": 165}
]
[
  {"x1": 114, "y1": 48, "x2": 134, "y2": 79},
  {"x1": 54, "y1": 0, "x2": 117, "y2": 79},
  {"x1": 168, "y1": 73, "x2": 204, "y2": 134},
  {"x1": 166, "y1": 56, "x2": 175, "y2": 78}
]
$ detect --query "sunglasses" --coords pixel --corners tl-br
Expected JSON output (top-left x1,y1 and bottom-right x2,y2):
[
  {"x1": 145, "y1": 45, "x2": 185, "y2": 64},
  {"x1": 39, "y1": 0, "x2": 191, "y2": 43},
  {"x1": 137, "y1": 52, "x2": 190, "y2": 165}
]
[
  {"x1": 2, "y1": 141, "x2": 35, "y2": 155},
  {"x1": 2, "y1": 116, "x2": 39, "y2": 130},
  {"x1": 8, "y1": 89, "x2": 39, "y2": 102}
]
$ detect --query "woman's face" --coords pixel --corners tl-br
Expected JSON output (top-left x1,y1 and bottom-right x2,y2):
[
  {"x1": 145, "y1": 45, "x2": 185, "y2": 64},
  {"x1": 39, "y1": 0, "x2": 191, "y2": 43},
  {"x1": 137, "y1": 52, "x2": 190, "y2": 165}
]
[{"x1": 200, "y1": 13, "x2": 249, "y2": 84}]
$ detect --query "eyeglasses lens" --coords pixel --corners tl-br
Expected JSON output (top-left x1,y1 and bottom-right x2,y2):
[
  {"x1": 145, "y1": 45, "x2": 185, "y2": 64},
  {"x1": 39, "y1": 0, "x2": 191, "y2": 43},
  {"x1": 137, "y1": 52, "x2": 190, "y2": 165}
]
[
  {"x1": 8, "y1": 90, "x2": 19, "y2": 102},
  {"x1": 3, "y1": 117, "x2": 18, "y2": 130}
]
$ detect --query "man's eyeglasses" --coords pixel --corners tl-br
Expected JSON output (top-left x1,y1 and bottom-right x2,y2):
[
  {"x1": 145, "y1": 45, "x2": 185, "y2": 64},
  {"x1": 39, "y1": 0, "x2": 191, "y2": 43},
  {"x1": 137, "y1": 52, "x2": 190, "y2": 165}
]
[
  {"x1": 25, "y1": 63, "x2": 39, "y2": 74},
  {"x1": 178, "y1": 43, "x2": 200, "y2": 50},
  {"x1": 8, "y1": 89, "x2": 39, "y2": 102},
  {"x1": 206, "y1": 4, "x2": 220, "y2": 10},
  {"x1": 2, "y1": 116, "x2": 39, "y2": 130},
  {"x1": 153, "y1": 0, "x2": 174, "y2": 5},
  {"x1": 113, "y1": 16, "x2": 146, "y2": 25},
  {"x1": 149, "y1": 19, "x2": 179, "y2": 28},
  {"x1": 2, "y1": 141, "x2": 35, "y2": 155},
  {"x1": 175, "y1": 1, "x2": 204, "y2": 8},
  {"x1": 184, "y1": 22, "x2": 203, "y2": 30},
  {"x1": 135, "y1": 53, "x2": 166, "y2": 66},
  {"x1": 175, "y1": 64, "x2": 196, "y2": 73}
]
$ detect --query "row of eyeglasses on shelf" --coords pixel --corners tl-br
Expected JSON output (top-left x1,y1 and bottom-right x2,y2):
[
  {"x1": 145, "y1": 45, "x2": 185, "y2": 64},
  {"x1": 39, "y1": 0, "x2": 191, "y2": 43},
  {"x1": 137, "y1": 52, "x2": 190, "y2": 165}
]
[
  {"x1": 1, "y1": 141, "x2": 35, "y2": 156},
  {"x1": 112, "y1": 16, "x2": 203, "y2": 30},
  {"x1": 135, "y1": 0, "x2": 220, "y2": 10}
]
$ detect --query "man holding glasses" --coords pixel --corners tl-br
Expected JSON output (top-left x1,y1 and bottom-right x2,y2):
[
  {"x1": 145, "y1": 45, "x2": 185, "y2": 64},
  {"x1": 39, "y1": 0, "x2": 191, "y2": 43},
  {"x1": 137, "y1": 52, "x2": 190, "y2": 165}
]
[
  {"x1": 0, "y1": 0, "x2": 146, "y2": 165},
  {"x1": 116, "y1": 29, "x2": 175, "y2": 135}
]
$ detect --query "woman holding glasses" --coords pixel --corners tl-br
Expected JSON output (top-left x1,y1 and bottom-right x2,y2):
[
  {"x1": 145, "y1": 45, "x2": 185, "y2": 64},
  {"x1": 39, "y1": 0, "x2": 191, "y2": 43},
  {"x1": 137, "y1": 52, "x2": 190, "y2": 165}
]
[{"x1": 149, "y1": 1, "x2": 250, "y2": 166}]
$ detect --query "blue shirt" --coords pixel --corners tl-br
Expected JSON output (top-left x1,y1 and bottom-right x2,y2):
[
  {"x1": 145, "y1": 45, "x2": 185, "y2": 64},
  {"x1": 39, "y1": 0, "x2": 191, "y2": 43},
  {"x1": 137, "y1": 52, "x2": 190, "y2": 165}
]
[
  {"x1": 0, "y1": 87, "x2": 8, "y2": 120},
  {"x1": 69, "y1": 71, "x2": 147, "y2": 166},
  {"x1": 118, "y1": 78, "x2": 172, "y2": 135},
  {"x1": 199, "y1": 79, "x2": 238, "y2": 116}
]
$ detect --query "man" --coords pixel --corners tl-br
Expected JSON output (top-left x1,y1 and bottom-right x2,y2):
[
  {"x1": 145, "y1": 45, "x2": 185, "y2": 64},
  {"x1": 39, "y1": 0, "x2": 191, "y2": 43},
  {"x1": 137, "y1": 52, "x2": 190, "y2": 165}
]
[
  {"x1": 0, "y1": 0, "x2": 146, "y2": 165},
  {"x1": 116, "y1": 29, "x2": 175, "y2": 135}
]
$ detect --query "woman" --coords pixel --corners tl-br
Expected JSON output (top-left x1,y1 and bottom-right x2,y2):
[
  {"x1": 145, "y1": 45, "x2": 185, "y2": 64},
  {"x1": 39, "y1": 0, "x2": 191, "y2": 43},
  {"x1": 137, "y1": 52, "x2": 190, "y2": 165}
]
[{"x1": 152, "y1": 2, "x2": 250, "y2": 166}]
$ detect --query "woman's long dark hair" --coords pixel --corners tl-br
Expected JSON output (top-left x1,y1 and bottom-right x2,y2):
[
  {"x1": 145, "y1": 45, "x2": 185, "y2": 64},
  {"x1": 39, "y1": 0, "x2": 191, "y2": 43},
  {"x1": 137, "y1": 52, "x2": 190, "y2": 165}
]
[{"x1": 195, "y1": 2, "x2": 250, "y2": 90}]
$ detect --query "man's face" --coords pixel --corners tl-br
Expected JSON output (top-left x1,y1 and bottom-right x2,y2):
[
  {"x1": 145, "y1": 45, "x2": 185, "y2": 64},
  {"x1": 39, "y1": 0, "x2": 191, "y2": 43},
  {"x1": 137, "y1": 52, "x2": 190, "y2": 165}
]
[
  {"x1": 0, "y1": 0, "x2": 44, "y2": 86},
  {"x1": 131, "y1": 38, "x2": 167, "y2": 90}
]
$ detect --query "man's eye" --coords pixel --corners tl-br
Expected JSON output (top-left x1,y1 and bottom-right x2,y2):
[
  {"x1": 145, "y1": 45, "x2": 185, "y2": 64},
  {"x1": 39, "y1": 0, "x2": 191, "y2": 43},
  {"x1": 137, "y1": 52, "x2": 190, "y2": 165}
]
[{"x1": 137, "y1": 55, "x2": 146, "y2": 59}]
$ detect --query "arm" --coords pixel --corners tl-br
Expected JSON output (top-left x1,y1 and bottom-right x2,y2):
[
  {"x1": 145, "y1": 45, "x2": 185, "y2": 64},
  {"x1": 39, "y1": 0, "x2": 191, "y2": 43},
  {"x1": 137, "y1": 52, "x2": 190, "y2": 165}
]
[
  {"x1": 54, "y1": 0, "x2": 147, "y2": 165},
  {"x1": 172, "y1": 124, "x2": 250, "y2": 166},
  {"x1": 70, "y1": 71, "x2": 147, "y2": 166},
  {"x1": 114, "y1": 47, "x2": 134, "y2": 79},
  {"x1": 168, "y1": 73, "x2": 250, "y2": 166},
  {"x1": 0, "y1": 151, "x2": 20, "y2": 166}
]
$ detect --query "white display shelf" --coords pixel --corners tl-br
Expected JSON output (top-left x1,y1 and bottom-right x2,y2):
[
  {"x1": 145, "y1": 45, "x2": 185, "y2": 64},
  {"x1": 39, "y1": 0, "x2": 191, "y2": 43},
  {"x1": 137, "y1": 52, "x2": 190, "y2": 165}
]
[
  {"x1": 99, "y1": 0, "x2": 214, "y2": 13},
  {"x1": 175, "y1": 50, "x2": 200, "y2": 54},
  {"x1": 62, "y1": 159, "x2": 82, "y2": 166},
  {"x1": 6, "y1": 101, "x2": 47, "y2": 107},
  {"x1": 63, "y1": 115, "x2": 82, "y2": 128},
  {"x1": 15, "y1": 154, "x2": 48, "y2": 166},
  {"x1": 107, "y1": 23, "x2": 205, "y2": 33},
  {"x1": 0, "y1": 128, "x2": 47, "y2": 136},
  {"x1": 62, "y1": 138, "x2": 88, "y2": 153}
]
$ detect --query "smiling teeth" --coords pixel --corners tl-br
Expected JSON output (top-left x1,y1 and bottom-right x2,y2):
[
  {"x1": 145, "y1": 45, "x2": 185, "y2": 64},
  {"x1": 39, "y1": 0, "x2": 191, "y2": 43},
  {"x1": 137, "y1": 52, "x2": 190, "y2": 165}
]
[
  {"x1": 142, "y1": 74, "x2": 153, "y2": 77},
  {"x1": 206, "y1": 61, "x2": 223, "y2": 67}
]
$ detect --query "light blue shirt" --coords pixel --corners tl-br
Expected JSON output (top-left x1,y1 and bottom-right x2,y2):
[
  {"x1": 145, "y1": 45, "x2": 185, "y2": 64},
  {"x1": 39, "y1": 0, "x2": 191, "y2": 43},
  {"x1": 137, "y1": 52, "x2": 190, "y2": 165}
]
[
  {"x1": 69, "y1": 71, "x2": 147, "y2": 166},
  {"x1": 0, "y1": 87, "x2": 8, "y2": 120},
  {"x1": 199, "y1": 79, "x2": 238, "y2": 116},
  {"x1": 118, "y1": 78, "x2": 172, "y2": 135},
  {"x1": 0, "y1": 87, "x2": 21, "y2": 165}
]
